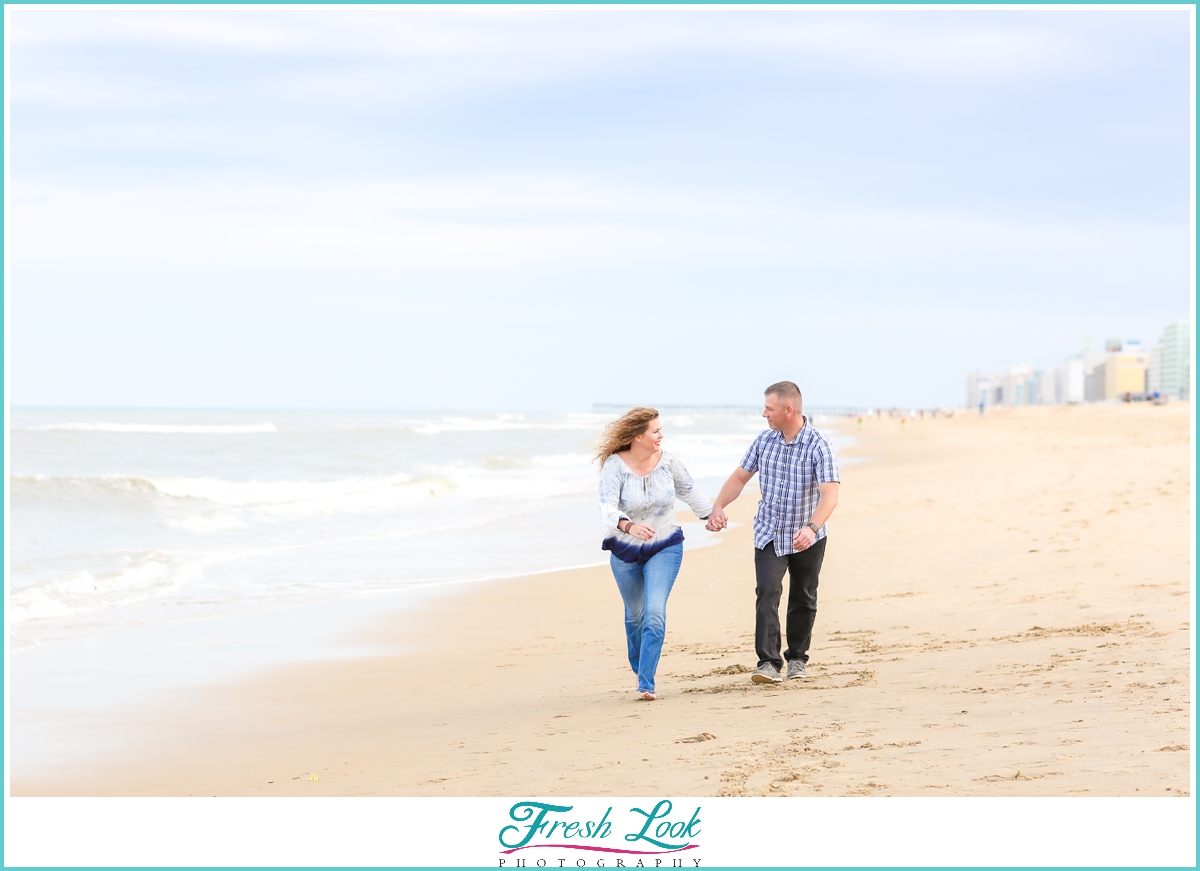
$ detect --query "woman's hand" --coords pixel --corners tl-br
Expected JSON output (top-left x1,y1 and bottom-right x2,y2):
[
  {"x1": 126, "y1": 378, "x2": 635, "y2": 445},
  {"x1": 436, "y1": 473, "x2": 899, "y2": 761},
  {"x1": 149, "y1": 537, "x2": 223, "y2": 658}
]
[
  {"x1": 705, "y1": 506, "x2": 728, "y2": 531},
  {"x1": 626, "y1": 522, "x2": 655, "y2": 541}
]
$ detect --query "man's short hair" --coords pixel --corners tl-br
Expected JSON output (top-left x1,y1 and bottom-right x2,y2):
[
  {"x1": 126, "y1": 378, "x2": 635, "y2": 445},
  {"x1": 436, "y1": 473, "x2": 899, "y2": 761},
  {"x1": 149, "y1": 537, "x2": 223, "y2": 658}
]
[{"x1": 764, "y1": 380, "x2": 803, "y2": 412}]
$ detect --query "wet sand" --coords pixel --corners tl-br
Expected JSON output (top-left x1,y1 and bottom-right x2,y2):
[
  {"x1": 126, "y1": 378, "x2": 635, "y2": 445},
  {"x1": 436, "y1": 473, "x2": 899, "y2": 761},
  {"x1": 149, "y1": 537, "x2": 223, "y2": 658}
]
[{"x1": 13, "y1": 402, "x2": 1192, "y2": 797}]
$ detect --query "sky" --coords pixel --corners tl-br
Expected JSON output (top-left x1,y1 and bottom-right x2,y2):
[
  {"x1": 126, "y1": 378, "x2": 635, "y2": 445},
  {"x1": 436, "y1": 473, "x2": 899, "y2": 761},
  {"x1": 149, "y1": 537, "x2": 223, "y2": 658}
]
[{"x1": 7, "y1": 7, "x2": 1194, "y2": 411}]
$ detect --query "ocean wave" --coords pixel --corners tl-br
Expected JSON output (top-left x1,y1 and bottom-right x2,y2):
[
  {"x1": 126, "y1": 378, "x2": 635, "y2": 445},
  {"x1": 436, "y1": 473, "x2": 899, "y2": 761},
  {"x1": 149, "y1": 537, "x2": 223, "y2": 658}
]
[
  {"x1": 28, "y1": 422, "x2": 278, "y2": 434},
  {"x1": 483, "y1": 452, "x2": 595, "y2": 471},
  {"x1": 436, "y1": 472, "x2": 590, "y2": 502},
  {"x1": 9, "y1": 553, "x2": 204, "y2": 624},
  {"x1": 165, "y1": 513, "x2": 249, "y2": 533},
  {"x1": 416, "y1": 453, "x2": 597, "y2": 501},
  {"x1": 11, "y1": 472, "x2": 451, "y2": 518},
  {"x1": 13, "y1": 464, "x2": 595, "y2": 523},
  {"x1": 529, "y1": 452, "x2": 596, "y2": 468},
  {"x1": 12, "y1": 473, "x2": 163, "y2": 500},
  {"x1": 158, "y1": 474, "x2": 461, "y2": 518},
  {"x1": 403, "y1": 415, "x2": 601, "y2": 435}
]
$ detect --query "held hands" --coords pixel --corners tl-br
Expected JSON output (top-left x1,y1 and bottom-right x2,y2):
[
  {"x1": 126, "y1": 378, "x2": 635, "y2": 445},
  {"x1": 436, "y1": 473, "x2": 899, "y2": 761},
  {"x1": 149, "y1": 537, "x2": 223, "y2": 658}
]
[
  {"x1": 705, "y1": 506, "x2": 729, "y2": 532},
  {"x1": 793, "y1": 525, "x2": 816, "y2": 551}
]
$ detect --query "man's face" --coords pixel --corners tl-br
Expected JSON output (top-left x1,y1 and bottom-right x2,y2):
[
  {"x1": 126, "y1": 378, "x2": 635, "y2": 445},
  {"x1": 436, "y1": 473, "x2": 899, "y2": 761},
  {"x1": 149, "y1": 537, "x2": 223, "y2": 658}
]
[{"x1": 762, "y1": 394, "x2": 792, "y2": 430}]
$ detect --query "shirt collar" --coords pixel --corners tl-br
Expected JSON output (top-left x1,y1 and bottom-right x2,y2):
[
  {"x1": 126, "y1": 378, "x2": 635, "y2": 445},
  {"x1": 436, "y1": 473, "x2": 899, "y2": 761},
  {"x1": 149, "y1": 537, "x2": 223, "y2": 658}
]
[{"x1": 774, "y1": 416, "x2": 809, "y2": 446}]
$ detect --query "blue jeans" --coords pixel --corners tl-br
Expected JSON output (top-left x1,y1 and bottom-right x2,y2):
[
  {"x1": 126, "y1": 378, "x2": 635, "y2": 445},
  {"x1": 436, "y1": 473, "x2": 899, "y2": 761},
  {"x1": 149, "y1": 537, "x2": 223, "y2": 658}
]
[{"x1": 609, "y1": 543, "x2": 683, "y2": 694}]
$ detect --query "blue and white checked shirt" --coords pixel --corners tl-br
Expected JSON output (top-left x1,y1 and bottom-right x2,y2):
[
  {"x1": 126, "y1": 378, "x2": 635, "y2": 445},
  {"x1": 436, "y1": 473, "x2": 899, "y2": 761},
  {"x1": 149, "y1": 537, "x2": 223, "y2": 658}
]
[{"x1": 739, "y1": 417, "x2": 840, "y2": 556}]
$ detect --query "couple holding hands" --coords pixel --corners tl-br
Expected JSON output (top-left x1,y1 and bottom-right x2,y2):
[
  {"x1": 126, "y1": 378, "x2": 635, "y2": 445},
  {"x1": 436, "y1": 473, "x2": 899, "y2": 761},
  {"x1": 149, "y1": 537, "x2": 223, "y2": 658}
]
[{"x1": 597, "y1": 381, "x2": 841, "y2": 700}]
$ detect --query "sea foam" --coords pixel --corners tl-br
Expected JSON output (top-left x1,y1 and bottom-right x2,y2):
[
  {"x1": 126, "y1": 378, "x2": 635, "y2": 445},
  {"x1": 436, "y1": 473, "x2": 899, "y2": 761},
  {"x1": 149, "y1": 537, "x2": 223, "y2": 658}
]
[
  {"x1": 10, "y1": 554, "x2": 205, "y2": 624},
  {"x1": 30, "y1": 422, "x2": 278, "y2": 434}
]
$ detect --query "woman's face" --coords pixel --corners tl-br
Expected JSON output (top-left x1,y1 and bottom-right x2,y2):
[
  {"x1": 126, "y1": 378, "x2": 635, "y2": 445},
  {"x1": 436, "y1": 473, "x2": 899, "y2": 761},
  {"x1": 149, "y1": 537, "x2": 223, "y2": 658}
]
[{"x1": 636, "y1": 418, "x2": 663, "y2": 451}]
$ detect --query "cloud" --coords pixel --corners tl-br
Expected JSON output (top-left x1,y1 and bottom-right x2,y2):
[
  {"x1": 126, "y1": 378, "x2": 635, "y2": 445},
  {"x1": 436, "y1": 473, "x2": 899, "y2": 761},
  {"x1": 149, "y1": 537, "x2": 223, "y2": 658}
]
[
  {"x1": 10, "y1": 7, "x2": 1168, "y2": 114},
  {"x1": 11, "y1": 175, "x2": 1187, "y2": 310}
]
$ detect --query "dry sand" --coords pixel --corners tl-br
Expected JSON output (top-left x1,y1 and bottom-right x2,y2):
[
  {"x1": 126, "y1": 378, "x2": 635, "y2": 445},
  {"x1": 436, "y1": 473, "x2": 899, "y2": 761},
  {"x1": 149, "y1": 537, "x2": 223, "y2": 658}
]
[{"x1": 15, "y1": 402, "x2": 1192, "y2": 797}]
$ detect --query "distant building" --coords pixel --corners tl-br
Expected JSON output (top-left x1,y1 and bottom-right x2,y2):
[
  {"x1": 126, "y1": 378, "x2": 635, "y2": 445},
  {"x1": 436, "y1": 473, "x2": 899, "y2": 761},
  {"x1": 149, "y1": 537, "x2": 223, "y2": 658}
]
[
  {"x1": 968, "y1": 324, "x2": 1189, "y2": 409},
  {"x1": 1081, "y1": 343, "x2": 1109, "y2": 402},
  {"x1": 1086, "y1": 364, "x2": 1108, "y2": 402},
  {"x1": 1001, "y1": 364, "x2": 1035, "y2": 407},
  {"x1": 1102, "y1": 352, "x2": 1149, "y2": 399},
  {"x1": 967, "y1": 372, "x2": 998, "y2": 408},
  {"x1": 968, "y1": 364, "x2": 1060, "y2": 407},
  {"x1": 1148, "y1": 322, "x2": 1191, "y2": 400},
  {"x1": 1034, "y1": 368, "x2": 1060, "y2": 405},
  {"x1": 967, "y1": 373, "x2": 980, "y2": 407},
  {"x1": 1063, "y1": 356, "x2": 1085, "y2": 403}
]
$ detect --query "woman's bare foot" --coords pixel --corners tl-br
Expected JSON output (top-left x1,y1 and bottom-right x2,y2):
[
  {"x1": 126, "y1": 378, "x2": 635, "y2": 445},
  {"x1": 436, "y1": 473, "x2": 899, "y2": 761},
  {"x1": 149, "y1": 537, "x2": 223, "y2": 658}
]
[{"x1": 638, "y1": 691, "x2": 657, "y2": 701}]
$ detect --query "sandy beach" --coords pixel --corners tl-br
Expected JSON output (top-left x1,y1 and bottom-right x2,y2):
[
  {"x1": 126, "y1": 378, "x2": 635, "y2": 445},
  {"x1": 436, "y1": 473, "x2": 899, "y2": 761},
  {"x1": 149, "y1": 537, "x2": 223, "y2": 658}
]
[{"x1": 13, "y1": 401, "x2": 1192, "y2": 798}]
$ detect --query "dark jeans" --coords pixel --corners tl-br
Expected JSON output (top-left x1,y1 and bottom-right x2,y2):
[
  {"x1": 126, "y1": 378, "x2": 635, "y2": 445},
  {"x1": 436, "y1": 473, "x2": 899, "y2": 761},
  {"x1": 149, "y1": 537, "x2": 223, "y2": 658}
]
[{"x1": 754, "y1": 537, "x2": 827, "y2": 669}]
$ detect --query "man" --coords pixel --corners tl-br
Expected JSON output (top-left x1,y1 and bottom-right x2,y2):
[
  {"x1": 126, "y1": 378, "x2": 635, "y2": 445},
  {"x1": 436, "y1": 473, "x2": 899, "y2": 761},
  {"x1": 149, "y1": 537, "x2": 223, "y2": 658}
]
[{"x1": 706, "y1": 381, "x2": 841, "y2": 683}]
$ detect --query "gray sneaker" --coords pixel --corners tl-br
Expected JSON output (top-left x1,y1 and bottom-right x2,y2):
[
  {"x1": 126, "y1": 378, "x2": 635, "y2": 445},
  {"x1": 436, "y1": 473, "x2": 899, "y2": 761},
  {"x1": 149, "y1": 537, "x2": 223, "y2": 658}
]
[
  {"x1": 751, "y1": 663, "x2": 783, "y2": 684},
  {"x1": 786, "y1": 659, "x2": 807, "y2": 679}
]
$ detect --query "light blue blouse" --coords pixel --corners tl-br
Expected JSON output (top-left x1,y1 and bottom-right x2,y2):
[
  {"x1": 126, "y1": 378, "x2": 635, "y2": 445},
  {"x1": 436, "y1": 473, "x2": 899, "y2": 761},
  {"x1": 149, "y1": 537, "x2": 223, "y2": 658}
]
[{"x1": 598, "y1": 451, "x2": 713, "y2": 553}]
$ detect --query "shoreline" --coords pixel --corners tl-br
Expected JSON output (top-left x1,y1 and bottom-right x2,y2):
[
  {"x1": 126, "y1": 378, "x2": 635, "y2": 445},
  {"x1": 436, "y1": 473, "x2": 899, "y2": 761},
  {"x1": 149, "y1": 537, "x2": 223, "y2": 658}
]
[{"x1": 11, "y1": 403, "x2": 1192, "y2": 797}]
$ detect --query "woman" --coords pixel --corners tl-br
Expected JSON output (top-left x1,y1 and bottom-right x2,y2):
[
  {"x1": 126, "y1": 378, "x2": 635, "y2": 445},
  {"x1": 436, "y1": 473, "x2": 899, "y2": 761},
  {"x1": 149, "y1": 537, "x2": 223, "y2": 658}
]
[{"x1": 597, "y1": 407, "x2": 713, "y2": 700}]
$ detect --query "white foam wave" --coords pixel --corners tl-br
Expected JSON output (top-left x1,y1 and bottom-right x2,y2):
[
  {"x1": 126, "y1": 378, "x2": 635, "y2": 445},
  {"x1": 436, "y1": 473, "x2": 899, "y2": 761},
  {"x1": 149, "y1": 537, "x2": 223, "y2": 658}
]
[
  {"x1": 404, "y1": 415, "x2": 599, "y2": 435},
  {"x1": 145, "y1": 473, "x2": 455, "y2": 518},
  {"x1": 440, "y1": 471, "x2": 591, "y2": 502},
  {"x1": 13, "y1": 473, "x2": 162, "y2": 500},
  {"x1": 662, "y1": 415, "x2": 696, "y2": 427},
  {"x1": 166, "y1": 512, "x2": 249, "y2": 534},
  {"x1": 419, "y1": 453, "x2": 597, "y2": 502},
  {"x1": 31, "y1": 422, "x2": 278, "y2": 434},
  {"x1": 529, "y1": 452, "x2": 596, "y2": 469},
  {"x1": 9, "y1": 554, "x2": 204, "y2": 624},
  {"x1": 15, "y1": 465, "x2": 594, "y2": 520},
  {"x1": 484, "y1": 452, "x2": 595, "y2": 471}
]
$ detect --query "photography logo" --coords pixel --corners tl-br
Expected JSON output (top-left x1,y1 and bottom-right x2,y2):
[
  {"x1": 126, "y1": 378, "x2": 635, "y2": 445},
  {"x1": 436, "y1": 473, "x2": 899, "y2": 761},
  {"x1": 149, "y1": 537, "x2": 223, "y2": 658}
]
[{"x1": 498, "y1": 800, "x2": 703, "y2": 867}]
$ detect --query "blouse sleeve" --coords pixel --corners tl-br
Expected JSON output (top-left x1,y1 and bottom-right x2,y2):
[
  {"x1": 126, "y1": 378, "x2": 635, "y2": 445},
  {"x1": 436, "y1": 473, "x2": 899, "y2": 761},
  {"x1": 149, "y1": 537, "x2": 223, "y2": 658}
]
[
  {"x1": 670, "y1": 454, "x2": 712, "y2": 520},
  {"x1": 598, "y1": 457, "x2": 628, "y2": 529}
]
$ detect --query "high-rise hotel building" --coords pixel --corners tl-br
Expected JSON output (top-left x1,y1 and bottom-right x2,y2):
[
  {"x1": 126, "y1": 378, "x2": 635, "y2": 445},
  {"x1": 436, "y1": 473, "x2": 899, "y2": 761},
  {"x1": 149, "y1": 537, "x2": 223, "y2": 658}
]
[{"x1": 1148, "y1": 322, "x2": 1191, "y2": 400}]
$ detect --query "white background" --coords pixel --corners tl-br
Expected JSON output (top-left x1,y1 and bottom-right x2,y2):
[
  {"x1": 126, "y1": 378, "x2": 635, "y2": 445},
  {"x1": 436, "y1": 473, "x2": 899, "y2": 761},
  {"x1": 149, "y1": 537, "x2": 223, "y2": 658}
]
[{"x1": 5, "y1": 796, "x2": 1196, "y2": 867}]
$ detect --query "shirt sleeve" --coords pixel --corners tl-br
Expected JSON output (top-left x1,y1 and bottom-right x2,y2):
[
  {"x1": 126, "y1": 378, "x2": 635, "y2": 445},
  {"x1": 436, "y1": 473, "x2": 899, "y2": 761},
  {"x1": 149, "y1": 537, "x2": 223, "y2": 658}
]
[
  {"x1": 598, "y1": 456, "x2": 629, "y2": 529},
  {"x1": 813, "y1": 437, "x2": 841, "y2": 484},
  {"x1": 739, "y1": 432, "x2": 763, "y2": 474},
  {"x1": 669, "y1": 454, "x2": 712, "y2": 520}
]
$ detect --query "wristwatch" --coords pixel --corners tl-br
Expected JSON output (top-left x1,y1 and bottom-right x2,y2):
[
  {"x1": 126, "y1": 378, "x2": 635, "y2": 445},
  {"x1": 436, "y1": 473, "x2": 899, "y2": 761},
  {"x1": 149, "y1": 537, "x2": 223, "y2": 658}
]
[{"x1": 805, "y1": 522, "x2": 820, "y2": 534}]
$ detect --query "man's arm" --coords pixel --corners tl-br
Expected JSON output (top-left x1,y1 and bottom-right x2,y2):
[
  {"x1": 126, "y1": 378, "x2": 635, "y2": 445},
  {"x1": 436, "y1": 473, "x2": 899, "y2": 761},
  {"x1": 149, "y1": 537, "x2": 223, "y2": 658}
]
[
  {"x1": 792, "y1": 481, "x2": 840, "y2": 550},
  {"x1": 705, "y1": 467, "x2": 754, "y2": 531}
]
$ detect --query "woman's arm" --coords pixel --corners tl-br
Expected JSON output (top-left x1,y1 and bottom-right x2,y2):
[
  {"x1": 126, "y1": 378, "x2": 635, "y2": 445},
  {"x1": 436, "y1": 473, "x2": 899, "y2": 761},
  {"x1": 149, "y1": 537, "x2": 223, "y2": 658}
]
[
  {"x1": 598, "y1": 458, "x2": 630, "y2": 530},
  {"x1": 670, "y1": 454, "x2": 713, "y2": 520}
]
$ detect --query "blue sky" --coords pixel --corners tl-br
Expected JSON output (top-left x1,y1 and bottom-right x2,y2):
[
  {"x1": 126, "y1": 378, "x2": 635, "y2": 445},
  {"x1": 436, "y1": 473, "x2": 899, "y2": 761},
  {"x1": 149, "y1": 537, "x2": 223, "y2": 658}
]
[{"x1": 8, "y1": 7, "x2": 1193, "y2": 410}]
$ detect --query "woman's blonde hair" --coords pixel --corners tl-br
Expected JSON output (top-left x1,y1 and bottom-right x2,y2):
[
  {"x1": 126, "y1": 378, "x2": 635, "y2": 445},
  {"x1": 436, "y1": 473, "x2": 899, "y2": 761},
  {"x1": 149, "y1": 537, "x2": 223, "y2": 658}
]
[{"x1": 595, "y1": 407, "x2": 660, "y2": 466}]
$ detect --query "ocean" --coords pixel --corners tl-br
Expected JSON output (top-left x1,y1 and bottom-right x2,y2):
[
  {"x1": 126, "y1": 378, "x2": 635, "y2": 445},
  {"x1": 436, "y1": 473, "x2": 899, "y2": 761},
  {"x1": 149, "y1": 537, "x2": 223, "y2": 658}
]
[{"x1": 8, "y1": 407, "x2": 850, "y2": 772}]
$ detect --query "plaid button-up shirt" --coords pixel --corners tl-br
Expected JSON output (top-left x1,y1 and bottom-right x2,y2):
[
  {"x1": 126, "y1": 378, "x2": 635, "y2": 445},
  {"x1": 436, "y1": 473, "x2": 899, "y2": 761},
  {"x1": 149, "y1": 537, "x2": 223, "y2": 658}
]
[{"x1": 739, "y1": 417, "x2": 840, "y2": 556}]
